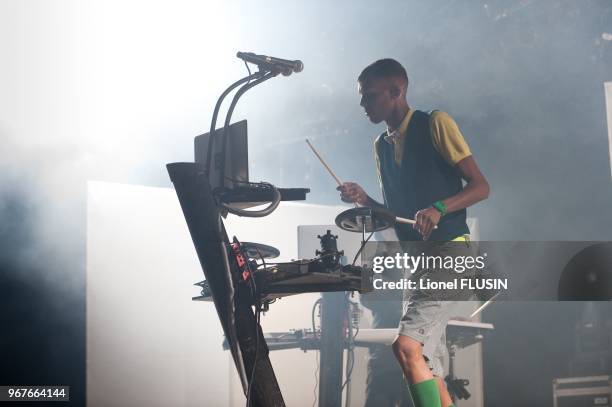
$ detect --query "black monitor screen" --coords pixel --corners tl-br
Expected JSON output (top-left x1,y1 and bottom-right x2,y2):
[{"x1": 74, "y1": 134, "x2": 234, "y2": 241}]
[{"x1": 194, "y1": 120, "x2": 248, "y2": 189}]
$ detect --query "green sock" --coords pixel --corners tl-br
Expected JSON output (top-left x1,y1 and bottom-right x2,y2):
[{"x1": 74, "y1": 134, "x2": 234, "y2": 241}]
[{"x1": 409, "y1": 378, "x2": 441, "y2": 407}]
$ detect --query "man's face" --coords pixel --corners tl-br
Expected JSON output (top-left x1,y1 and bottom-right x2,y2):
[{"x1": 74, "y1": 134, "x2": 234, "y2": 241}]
[{"x1": 358, "y1": 78, "x2": 395, "y2": 124}]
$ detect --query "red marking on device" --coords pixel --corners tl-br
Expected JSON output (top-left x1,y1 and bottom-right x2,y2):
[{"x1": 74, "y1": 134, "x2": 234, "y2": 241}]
[{"x1": 231, "y1": 242, "x2": 250, "y2": 281}]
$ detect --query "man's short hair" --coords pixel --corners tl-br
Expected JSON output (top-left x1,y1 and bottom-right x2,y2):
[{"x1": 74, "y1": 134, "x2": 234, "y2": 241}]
[{"x1": 358, "y1": 58, "x2": 409, "y2": 88}]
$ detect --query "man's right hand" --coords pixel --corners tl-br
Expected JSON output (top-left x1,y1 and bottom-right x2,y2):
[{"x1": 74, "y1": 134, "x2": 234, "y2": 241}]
[{"x1": 337, "y1": 182, "x2": 369, "y2": 205}]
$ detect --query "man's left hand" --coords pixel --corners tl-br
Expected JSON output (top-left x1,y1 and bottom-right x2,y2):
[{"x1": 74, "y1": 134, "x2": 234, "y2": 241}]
[{"x1": 414, "y1": 207, "x2": 442, "y2": 240}]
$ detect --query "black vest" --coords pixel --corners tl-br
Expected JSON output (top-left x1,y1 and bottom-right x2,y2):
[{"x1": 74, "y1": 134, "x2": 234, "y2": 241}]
[{"x1": 375, "y1": 110, "x2": 470, "y2": 241}]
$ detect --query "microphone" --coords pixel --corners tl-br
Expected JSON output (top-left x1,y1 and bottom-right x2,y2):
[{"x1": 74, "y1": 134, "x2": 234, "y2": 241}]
[{"x1": 236, "y1": 52, "x2": 304, "y2": 75}]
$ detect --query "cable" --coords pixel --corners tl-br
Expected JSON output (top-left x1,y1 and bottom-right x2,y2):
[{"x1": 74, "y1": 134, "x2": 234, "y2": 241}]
[
  {"x1": 341, "y1": 347, "x2": 354, "y2": 389},
  {"x1": 312, "y1": 347, "x2": 320, "y2": 407},
  {"x1": 244, "y1": 61, "x2": 252, "y2": 81},
  {"x1": 311, "y1": 298, "x2": 322, "y2": 338},
  {"x1": 311, "y1": 299, "x2": 322, "y2": 407},
  {"x1": 206, "y1": 74, "x2": 260, "y2": 177},
  {"x1": 341, "y1": 297, "x2": 360, "y2": 407},
  {"x1": 218, "y1": 181, "x2": 282, "y2": 218},
  {"x1": 340, "y1": 319, "x2": 355, "y2": 393},
  {"x1": 341, "y1": 351, "x2": 354, "y2": 390},
  {"x1": 237, "y1": 238, "x2": 258, "y2": 298},
  {"x1": 255, "y1": 246, "x2": 267, "y2": 270},
  {"x1": 206, "y1": 63, "x2": 266, "y2": 178},
  {"x1": 252, "y1": 246, "x2": 267, "y2": 295},
  {"x1": 219, "y1": 71, "x2": 277, "y2": 187},
  {"x1": 351, "y1": 231, "x2": 375, "y2": 266},
  {"x1": 223, "y1": 176, "x2": 268, "y2": 185}
]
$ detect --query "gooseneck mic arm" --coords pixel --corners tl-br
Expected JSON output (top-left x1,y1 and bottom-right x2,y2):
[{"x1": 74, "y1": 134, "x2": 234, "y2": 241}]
[
  {"x1": 219, "y1": 71, "x2": 278, "y2": 187},
  {"x1": 206, "y1": 71, "x2": 266, "y2": 177}
]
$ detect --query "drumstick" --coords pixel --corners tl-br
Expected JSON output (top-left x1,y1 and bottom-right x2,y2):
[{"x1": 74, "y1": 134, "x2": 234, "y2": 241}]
[
  {"x1": 306, "y1": 139, "x2": 359, "y2": 210},
  {"x1": 396, "y1": 216, "x2": 416, "y2": 225},
  {"x1": 305, "y1": 139, "x2": 343, "y2": 186},
  {"x1": 305, "y1": 139, "x2": 419, "y2": 226},
  {"x1": 469, "y1": 291, "x2": 501, "y2": 319}
]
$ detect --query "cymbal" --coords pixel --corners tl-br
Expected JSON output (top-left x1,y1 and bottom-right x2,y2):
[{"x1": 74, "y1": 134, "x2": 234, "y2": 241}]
[
  {"x1": 241, "y1": 242, "x2": 281, "y2": 259},
  {"x1": 335, "y1": 206, "x2": 395, "y2": 233}
]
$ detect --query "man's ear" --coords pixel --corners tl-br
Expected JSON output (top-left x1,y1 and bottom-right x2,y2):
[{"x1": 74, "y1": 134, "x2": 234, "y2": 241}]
[{"x1": 390, "y1": 85, "x2": 401, "y2": 99}]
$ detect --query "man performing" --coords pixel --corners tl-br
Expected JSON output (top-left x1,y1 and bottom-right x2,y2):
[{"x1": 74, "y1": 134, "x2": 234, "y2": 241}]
[{"x1": 338, "y1": 59, "x2": 490, "y2": 407}]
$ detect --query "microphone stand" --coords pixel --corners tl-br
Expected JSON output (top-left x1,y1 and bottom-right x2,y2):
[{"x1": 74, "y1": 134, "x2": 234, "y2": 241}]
[{"x1": 197, "y1": 63, "x2": 291, "y2": 406}]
